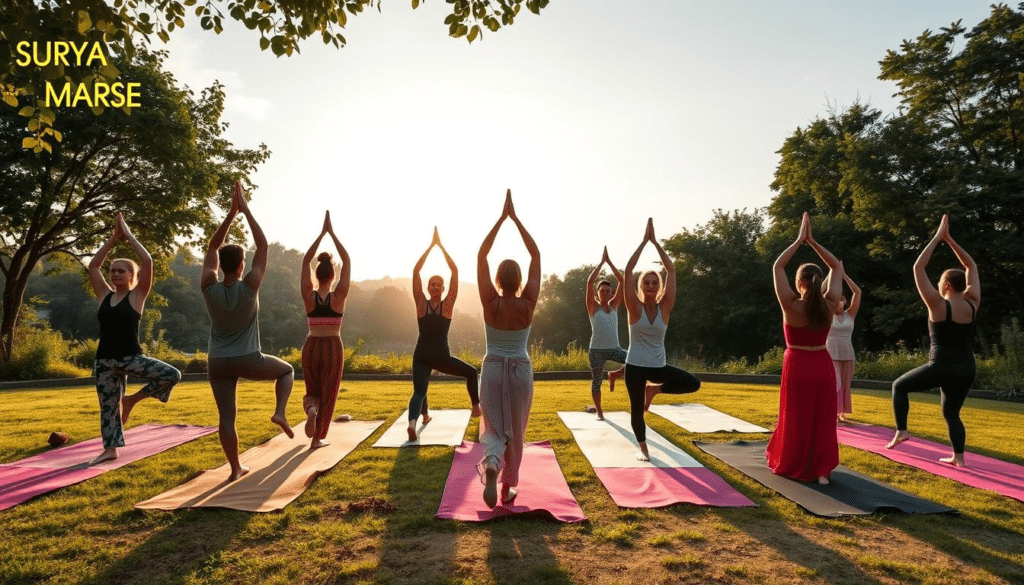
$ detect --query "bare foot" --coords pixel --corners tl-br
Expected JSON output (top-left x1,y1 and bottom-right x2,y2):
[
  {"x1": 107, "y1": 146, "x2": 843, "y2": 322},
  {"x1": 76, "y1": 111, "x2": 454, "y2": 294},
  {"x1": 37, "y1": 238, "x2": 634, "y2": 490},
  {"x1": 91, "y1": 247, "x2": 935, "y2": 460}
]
[
  {"x1": 817, "y1": 476, "x2": 830, "y2": 485},
  {"x1": 885, "y1": 430, "x2": 910, "y2": 449},
  {"x1": 939, "y1": 454, "x2": 966, "y2": 467},
  {"x1": 608, "y1": 368, "x2": 623, "y2": 392},
  {"x1": 228, "y1": 466, "x2": 250, "y2": 482},
  {"x1": 304, "y1": 406, "x2": 318, "y2": 438},
  {"x1": 335, "y1": 414, "x2": 353, "y2": 422},
  {"x1": 596, "y1": 415, "x2": 604, "y2": 421},
  {"x1": 483, "y1": 459, "x2": 499, "y2": 508},
  {"x1": 271, "y1": 414, "x2": 294, "y2": 438},
  {"x1": 501, "y1": 485, "x2": 518, "y2": 505},
  {"x1": 89, "y1": 448, "x2": 118, "y2": 466},
  {"x1": 407, "y1": 424, "x2": 418, "y2": 442},
  {"x1": 636, "y1": 441, "x2": 650, "y2": 462},
  {"x1": 471, "y1": 404, "x2": 481, "y2": 418},
  {"x1": 310, "y1": 439, "x2": 330, "y2": 450},
  {"x1": 120, "y1": 392, "x2": 144, "y2": 425},
  {"x1": 421, "y1": 414, "x2": 432, "y2": 425},
  {"x1": 838, "y1": 413, "x2": 847, "y2": 422},
  {"x1": 644, "y1": 384, "x2": 661, "y2": 411}
]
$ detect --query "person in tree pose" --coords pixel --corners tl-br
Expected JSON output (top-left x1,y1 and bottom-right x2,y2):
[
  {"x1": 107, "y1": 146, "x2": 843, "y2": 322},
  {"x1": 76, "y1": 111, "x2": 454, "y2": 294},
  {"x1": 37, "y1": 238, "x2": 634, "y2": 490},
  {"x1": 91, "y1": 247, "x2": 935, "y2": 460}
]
[
  {"x1": 766, "y1": 212, "x2": 843, "y2": 484},
  {"x1": 300, "y1": 211, "x2": 351, "y2": 449},
  {"x1": 622, "y1": 218, "x2": 701, "y2": 462},
  {"x1": 202, "y1": 181, "x2": 294, "y2": 481},
  {"x1": 585, "y1": 247, "x2": 627, "y2": 421},
  {"x1": 407, "y1": 228, "x2": 480, "y2": 441},
  {"x1": 87, "y1": 212, "x2": 181, "y2": 465},
  {"x1": 886, "y1": 214, "x2": 979, "y2": 468},
  {"x1": 477, "y1": 190, "x2": 540, "y2": 508},
  {"x1": 825, "y1": 273, "x2": 861, "y2": 422}
]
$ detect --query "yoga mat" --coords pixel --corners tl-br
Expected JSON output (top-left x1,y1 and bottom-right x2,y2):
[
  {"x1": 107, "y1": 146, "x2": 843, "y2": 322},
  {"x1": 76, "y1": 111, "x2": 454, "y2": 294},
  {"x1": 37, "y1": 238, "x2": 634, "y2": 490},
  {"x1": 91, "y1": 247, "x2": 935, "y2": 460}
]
[
  {"x1": 837, "y1": 424, "x2": 1024, "y2": 503},
  {"x1": 436, "y1": 441, "x2": 585, "y2": 522},
  {"x1": 648, "y1": 403, "x2": 769, "y2": 433},
  {"x1": 695, "y1": 440, "x2": 958, "y2": 517},
  {"x1": 135, "y1": 420, "x2": 382, "y2": 512},
  {"x1": 0, "y1": 424, "x2": 216, "y2": 511},
  {"x1": 372, "y1": 409, "x2": 471, "y2": 447},
  {"x1": 558, "y1": 411, "x2": 756, "y2": 508}
]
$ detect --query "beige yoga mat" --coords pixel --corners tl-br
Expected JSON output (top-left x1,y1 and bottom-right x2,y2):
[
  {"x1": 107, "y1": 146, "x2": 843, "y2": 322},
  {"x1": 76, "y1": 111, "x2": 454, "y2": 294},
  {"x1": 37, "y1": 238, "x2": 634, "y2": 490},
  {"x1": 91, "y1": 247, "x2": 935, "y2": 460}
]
[
  {"x1": 135, "y1": 419, "x2": 382, "y2": 512},
  {"x1": 372, "y1": 409, "x2": 472, "y2": 447}
]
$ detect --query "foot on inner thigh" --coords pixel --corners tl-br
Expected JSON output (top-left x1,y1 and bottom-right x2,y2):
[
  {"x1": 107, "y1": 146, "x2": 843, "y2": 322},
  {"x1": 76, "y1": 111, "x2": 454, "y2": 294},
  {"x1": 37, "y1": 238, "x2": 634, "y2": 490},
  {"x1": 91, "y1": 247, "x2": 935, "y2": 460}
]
[
  {"x1": 885, "y1": 430, "x2": 910, "y2": 449},
  {"x1": 644, "y1": 384, "x2": 661, "y2": 411},
  {"x1": 228, "y1": 465, "x2": 250, "y2": 482},
  {"x1": 271, "y1": 414, "x2": 294, "y2": 438},
  {"x1": 310, "y1": 439, "x2": 330, "y2": 450},
  {"x1": 304, "y1": 406, "x2": 318, "y2": 438},
  {"x1": 120, "y1": 392, "x2": 144, "y2": 425},
  {"x1": 89, "y1": 448, "x2": 118, "y2": 466}
]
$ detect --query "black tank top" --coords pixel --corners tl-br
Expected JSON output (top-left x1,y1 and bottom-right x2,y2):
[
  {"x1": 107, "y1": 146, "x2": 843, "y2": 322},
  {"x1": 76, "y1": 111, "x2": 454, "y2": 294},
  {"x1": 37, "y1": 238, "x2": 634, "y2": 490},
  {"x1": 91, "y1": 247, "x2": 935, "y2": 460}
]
[
  {"x1": 929, "y1": 300, "x2": 975, "y2": 362},
  {"x1": 96, "y1": 292, "x2": 143, "y2": 359},
  {"x1": 413, "y1": 302, "x2": 451, "y2": 359},
  {"x1": 307, "y1": 291, "x2": 343, "y2": 318}
]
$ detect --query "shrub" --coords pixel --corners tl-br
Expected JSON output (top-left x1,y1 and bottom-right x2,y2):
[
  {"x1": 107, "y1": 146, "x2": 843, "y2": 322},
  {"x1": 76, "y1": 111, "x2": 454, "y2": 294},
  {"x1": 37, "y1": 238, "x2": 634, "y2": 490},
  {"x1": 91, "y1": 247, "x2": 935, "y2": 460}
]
[{"x1": 1, "y1": 326, "x2": 90, "y2": 380}]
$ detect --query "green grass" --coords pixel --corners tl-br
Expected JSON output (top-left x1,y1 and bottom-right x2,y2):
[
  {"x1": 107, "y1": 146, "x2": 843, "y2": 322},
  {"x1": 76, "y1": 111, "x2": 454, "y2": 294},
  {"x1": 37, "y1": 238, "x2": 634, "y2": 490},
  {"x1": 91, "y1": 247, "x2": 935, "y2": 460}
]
[{"x1": 1, "y1": 380, "x2": 1023, "y2": 584}]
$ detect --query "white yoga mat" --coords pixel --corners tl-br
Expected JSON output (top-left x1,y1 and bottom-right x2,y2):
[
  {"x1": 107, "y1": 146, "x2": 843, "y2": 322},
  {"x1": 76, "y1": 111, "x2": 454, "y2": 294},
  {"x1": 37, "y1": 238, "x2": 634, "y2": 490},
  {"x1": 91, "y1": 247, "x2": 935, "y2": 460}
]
[
  {"x1": 557, "y1": 411, "x2": 702, "y2": 468},
  {"x1": 372, "y1": 409, "x2": 472, "y2": 447},
  {"x1": 648, "y1": 404, "x2": 769, "y2": 433}
]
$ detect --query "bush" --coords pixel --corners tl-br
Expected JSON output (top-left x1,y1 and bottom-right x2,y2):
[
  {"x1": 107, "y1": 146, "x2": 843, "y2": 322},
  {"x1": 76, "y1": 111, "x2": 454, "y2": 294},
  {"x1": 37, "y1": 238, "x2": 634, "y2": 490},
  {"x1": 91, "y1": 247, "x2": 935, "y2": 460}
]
[
  {"x1": 855, "y1": 348, "x2": 928, "y2": 381},
  {"x1": 67, "y1": 339, "x2": 98, "y2": 369},
  {"x1": 1, "y1": 326, "x2": 90, "y2": 380},
  {"x1": 530, "y1": 341, "x2": 589, "y2": 371},
  {"x1": 749, "y1": 347, "x2": 785, "y2": 375}
]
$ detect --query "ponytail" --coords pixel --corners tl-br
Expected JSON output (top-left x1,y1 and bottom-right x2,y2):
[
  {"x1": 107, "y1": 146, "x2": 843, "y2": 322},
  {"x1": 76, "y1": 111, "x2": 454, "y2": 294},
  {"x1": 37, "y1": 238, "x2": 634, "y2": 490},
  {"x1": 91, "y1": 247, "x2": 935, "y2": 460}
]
[{"x1": 797, "y1": 263, "x2": 829, "y2": 330}]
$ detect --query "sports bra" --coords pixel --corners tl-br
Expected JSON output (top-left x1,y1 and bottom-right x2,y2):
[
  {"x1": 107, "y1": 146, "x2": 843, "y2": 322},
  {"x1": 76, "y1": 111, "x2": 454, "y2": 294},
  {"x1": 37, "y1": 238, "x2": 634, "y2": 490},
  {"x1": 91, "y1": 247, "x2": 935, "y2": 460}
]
[{"x1": 307, "y1": 291, "x2": 343, "y2": 326}]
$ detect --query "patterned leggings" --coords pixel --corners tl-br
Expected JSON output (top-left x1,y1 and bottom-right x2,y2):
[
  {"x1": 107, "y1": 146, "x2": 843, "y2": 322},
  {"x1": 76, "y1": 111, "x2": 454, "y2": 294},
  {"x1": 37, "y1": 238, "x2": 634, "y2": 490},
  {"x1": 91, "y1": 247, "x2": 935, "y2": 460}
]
[
  {"x1": 301, "y1": 336, "x2": 345, "y2": 441},
  {"x1": 588, "y1": 347, "x2": 627, "y2": 397},
  {"x1": 94, "y1": 354, "x2": 181, "y2": 449}
]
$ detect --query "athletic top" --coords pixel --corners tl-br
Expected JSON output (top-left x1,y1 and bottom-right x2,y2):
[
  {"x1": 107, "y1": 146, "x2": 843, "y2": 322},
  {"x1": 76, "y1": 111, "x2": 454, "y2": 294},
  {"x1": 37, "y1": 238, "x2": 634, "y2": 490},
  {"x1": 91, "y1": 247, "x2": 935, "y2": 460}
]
[
  {"x1": 484, "y1": 324, "x2": 530, "y2": 359},
  {"x1": 307, "y1": 291, "x2": 343, "y2": 327},
  {"x1": 929, "y1": 300, "x2": 975, "y2": 363},
  {"x1": 589, "y1": 306, "x2": 621, "y2": 350},
  {"x1": 626, "y1": 305, "x2": 667, "y2": 367},
  {"x1": 414, "y1": 301, "x2": 451, "y2": 359},
  {"x1": 96, "y1": 292, "x2": 143, "y2": 359},
  {"x1": 204, "y1": 280, "x2": 261, "y2": 359},
  {"x1": 825, "y1": 312, "x2": 855, "y2": 361}
]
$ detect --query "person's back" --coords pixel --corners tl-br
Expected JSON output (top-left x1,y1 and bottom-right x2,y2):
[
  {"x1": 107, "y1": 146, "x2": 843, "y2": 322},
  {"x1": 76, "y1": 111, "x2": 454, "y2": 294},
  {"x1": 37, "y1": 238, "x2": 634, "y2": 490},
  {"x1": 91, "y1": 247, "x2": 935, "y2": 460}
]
[{"x1": 205, "y1": 279, "x2": 260, "y2": 359}]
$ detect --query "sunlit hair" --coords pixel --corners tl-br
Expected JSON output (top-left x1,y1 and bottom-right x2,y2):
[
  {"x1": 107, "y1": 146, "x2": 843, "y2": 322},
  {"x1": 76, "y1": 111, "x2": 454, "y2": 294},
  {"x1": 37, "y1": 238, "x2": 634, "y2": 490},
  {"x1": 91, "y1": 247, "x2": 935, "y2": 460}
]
[
  {"x1": 636, "y1": 270, "x2": 663, "y2": 301},
  {"x1": 495, "y1": 260, "x2": 522, "y2": 296},
  {"x1": 315, "y1": 252, "x2": 335, "y2": 284},
  {"x1": 797, "y1": 263, "x2": 829, "y2": 330},
  {"x1": 219, "y1": 244, "x2": 245, "y2": 274},
  {"x1": 595, "y1": 280, "x2": 613, "y2": 300},
  {"x1": 110, "y1": 258, "x2": 139, "y2": 288},
  {"x1": 941, "y1": 269, "x2": 967, "y2": 293}
]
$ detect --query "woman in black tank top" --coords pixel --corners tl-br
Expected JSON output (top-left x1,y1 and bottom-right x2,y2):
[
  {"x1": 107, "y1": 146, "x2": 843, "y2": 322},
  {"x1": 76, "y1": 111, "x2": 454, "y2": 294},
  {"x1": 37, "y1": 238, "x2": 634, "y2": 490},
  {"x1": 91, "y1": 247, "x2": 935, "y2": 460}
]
[
  {"x1": 887, "y1": 215, "x2": 981, "y2": 467},
  {"x1": 406, "y1": 228, "x2": 479, "y2": 442},
  {"x1": 86, "y1": 212, "x2": 181, "y2": 466}
]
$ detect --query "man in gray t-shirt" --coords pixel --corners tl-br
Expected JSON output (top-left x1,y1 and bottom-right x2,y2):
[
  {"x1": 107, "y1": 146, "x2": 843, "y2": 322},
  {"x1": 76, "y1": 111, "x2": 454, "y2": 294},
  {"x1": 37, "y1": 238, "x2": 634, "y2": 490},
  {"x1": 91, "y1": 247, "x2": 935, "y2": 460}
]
[{"x1": 201, "y1": 181, "x2": 294, "y2": 482}]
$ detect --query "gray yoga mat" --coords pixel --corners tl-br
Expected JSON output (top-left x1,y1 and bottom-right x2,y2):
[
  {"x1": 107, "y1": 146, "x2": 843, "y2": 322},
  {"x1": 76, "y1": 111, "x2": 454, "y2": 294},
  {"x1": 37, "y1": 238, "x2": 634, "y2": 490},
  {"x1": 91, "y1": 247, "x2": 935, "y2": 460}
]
[{"x1": 694, "y1": 440, "x2": 958, "y2": 518}]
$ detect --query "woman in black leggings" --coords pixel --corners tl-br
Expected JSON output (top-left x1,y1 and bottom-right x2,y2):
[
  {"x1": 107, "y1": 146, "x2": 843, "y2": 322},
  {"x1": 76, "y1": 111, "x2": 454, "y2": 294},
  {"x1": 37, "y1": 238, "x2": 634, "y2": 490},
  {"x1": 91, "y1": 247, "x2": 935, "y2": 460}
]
[
  {"x1": 886, "y1": 214, "x2": 980, "y2": 467},
  {"x1": 407, "y1": 228, "x2": 480, "y2": 441}
]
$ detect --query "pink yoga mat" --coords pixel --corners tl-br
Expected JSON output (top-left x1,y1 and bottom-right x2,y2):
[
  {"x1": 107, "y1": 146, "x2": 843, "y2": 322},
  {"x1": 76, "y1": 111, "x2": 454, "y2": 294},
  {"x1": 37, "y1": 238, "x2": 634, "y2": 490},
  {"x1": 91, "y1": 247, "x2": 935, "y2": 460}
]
[
  {"x1": 837, "y1": 424, "x2": 1024, "y2": 503},
  {"x1": 594, "y1": 467, "x2": 757, "y2": 509},
  {"x1": 0, "y1": 424, "x2": 216, "y2": 511},
  {"x1": 436, "y1": 441, "x2": 586, "y2": 522}
]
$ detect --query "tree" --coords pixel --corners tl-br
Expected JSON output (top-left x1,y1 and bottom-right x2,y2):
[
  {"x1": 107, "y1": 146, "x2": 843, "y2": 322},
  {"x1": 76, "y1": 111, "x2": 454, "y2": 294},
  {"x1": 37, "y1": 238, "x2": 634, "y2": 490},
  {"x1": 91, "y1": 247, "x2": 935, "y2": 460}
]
[
  {"x1": 531, "y1": 266, "x2": 621, "y2": 353},
  {"x1": 1, "y1": 0, "x2": 550, "y2": 150},
  {"x1": 0, "y1": 48, "x2": 269, "y2": 366}
]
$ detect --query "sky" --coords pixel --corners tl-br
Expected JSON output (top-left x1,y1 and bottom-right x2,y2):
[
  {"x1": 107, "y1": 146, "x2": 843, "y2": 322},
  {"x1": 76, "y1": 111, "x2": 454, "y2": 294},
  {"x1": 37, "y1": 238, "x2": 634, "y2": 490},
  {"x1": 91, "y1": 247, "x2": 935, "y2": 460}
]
[{"x1": 151, "y1": 0, "x2": 995, "y2": 283}]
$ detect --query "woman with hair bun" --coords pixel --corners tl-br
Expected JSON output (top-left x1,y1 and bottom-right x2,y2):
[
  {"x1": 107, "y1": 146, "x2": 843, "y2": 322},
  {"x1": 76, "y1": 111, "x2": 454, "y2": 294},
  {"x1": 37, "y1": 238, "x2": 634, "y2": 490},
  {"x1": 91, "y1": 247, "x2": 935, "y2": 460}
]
[
  {"x1": 886, "y1": 214, "x2": 979, "y2": 467},
  {"x1": 87, "y1": 212, "x2": 181, "y2": 465},
  {"x1": 300, "y1": 211, "x2": 351, "y2": 449},
  {"x1": 766, "y1": 212, "x2": 843, "y2": 484}
]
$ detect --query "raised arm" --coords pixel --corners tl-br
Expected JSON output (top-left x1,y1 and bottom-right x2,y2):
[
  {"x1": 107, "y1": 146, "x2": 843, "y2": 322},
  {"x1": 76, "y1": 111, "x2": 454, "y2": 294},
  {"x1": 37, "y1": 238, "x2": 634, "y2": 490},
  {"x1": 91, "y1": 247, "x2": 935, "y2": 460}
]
[
  {"x1": 804, "y1": 218, "x2": 842, "y2": 307},
  {"x1": 943, "y1": 216, "x2": 981, "y2": 308},
  {"x1": 844, "y1": 273, "x2": 862, "y2": 318},
  {"x1": 88, "y1": 219, "x2": 120, "y2": 299},
  {"x1": 585, "y1": 259, "x2": 602, "y2": 316},
  {"x1": 412, "y1": 232, "x2": 433, "y2": 311},
  {"x1": 201, "y1": 185, "x2": 239, "y2": 291},
  {"x1": 648, "y1": 220, "x2": 676, "y2": 318},
  {"x1": 773, "y1": 213, "x2": 807, "y2": 310},
  {"x1": 508, "y1": 195, "x2": 540, "y2": 306},
  {"x1": 326, "y1": 214, "x2": 351, "y2": 302},
  {"x1": 477, "y1": 199, "x2": 507, "y2": 306},
  {"x1": 914, "y1": 216, "x2": 947, "y2": 319},
  {"x1": 623, "y1": 227, "x2": 649, "y2": 323},
  {"x1": 605, "y1": 248, "x2": 625, "y2": 309},
  {"x1": 117, "y1": 213, "x2": 153, "y2": 304},
  {"x1": 302, "y1": 213, "x2": 329, "y2": 308},
  {"x1": 237, "y1": 184, "x2": 268, "y2": 291},
  {"x1": 437, "y1": 231, "x2": 459, "y2": 312}
]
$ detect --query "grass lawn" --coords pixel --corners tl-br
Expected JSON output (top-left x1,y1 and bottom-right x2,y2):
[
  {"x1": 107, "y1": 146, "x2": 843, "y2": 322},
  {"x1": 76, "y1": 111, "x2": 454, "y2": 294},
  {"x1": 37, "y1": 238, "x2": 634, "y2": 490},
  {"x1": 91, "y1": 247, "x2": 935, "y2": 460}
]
[{"x1": 1, "y1": 379, "x2": 1022, "y2": 585}]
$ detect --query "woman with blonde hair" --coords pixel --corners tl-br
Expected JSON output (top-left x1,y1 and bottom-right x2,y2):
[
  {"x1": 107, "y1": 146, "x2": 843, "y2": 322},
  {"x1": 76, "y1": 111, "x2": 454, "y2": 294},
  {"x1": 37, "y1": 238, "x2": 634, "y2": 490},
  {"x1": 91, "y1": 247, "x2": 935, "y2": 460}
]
[
  {"x1": 585, "y1": 247, "x2": 626, "y2": 421},
  {"x1": 87, "y1": 212, "x2": 181, "y2": 465},
  {"x1": 766, "y1": 212, "x2": 843, "y2": 484},
  {"x1": 477, "y1": 190, "x2": 540, "y2": 508},
  {"x1": 300, "y1": 211, "x2": 351, "y2": 449}
]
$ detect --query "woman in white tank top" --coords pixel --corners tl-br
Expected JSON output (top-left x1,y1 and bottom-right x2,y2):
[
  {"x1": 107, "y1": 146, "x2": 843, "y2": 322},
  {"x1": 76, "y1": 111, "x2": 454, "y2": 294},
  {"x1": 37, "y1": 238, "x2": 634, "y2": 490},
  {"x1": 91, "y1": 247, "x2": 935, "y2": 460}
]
[
  {"x1": 825, "y1": 273, "x2": 860, "y2": 421},
  {"x1": 623, "y1": 219, "x2": 701, "y2": 461},
  {"x1": 585, "y1": 246, "x2": 627, "y2": 420}
]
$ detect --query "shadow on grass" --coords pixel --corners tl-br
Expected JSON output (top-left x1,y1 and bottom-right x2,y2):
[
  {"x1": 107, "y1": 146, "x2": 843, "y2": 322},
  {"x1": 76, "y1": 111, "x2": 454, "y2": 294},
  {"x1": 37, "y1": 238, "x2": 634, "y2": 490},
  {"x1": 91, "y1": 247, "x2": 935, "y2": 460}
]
[
  {"x1": 83, "y1": 508, "x2": 252, "y2": 584},
  {"x1": 486, "y1": 519, "x2": 572, "y2": 585}
]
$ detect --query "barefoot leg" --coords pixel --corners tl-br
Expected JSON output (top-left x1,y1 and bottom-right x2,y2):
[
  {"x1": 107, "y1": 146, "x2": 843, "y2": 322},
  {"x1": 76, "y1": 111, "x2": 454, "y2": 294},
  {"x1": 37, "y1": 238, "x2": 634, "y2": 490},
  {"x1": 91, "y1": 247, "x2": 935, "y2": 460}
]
[
  {"x1": 482, "y1": 458, "x2": 498, "y2": 508},
  {"x1": 501, "y1": 484, "x2": 518, "y2": 505},
  {"x1": 644, "y1": 384, "x2": 661, "y2": 412},
  {"x1": 228, "y1": 466, "x2": 250, "y2": 482},
  {"x1": 407, "y1": 421, "x2": 418, "y2": 442},
  {"x1": 271, "y1": 370, "x2": 294, "y2": 438},
  {"x1": 304, "y1": 405, "x2": 318, "y2": 438},
  {"x1": 885, "y1": 430, "x2": 910, "y2": 449},
  {"x1": 310, "y1": 439, "x2": 330, "y2": 450},
  {"x1": 636, "y1": 441, "x2": 650, "y2": 462},
  {"x1": 88, "y1": 447, "x2": 118, "y2": 466},
  {"x1": 120, "y1": 391, "x2": 148, "y2": 425}
]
